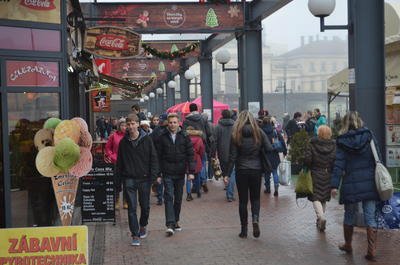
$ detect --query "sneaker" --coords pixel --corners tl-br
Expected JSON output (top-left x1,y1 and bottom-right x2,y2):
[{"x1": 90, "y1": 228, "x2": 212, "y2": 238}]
[
  {"x1": 202, "y1": 183, "x2": 209, "y2": 193},
  {"x1": 165, "y1": 226, "x2": 174, "y2": 237},
  {"x1": 131, "y1": 237, "x2": 140, "y2": 246},
  {"x1": 174, "y1": 223, "x2": 182, "y2": 231},
  {"x1": 227, "y1": 197, "x2": 233, "y2": 202},
  {"x1": 186, "y1": 193, "x2": 193, "y2": 201},
  {"x1": 139, "y1": 226, "x2": 147, "y2": 239}
]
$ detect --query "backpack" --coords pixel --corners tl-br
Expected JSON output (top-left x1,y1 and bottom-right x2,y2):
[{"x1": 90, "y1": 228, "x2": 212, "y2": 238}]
[{"x1": 271, "y1": 130, "x2": 284, "y2": 152}]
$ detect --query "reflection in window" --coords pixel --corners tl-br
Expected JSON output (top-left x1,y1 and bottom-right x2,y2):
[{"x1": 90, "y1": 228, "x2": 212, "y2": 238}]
[{"x1": 8, "y1": 93, "x2": 59, "y2": 227}]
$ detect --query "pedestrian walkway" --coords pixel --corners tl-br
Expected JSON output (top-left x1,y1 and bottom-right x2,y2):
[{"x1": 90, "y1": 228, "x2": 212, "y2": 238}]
[{"x1": 87, "y1": 180, "x2": 399, "y2": 265}]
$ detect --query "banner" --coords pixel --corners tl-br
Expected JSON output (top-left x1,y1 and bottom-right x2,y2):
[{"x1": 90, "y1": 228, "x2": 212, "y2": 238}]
[
  {"x1": 52, "y1": 174, "x2": 79, "y2": 226},
  {"x1": 0, "y1": 0, "x2": 60, "y2": 24},
  {"x1": 0, "y1": 226, "x2": 88, "y2": 265},
  {"x1": 84, "y1": 26, "x2": 141, "y2": 59},
  {"x1": 91, "y1": 86, "x2": 111, "y2": 113}
]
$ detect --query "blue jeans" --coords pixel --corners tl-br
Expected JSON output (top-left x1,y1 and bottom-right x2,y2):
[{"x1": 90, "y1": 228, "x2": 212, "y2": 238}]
[
  {"x1": 124, "y1": 179, "x2": 152, "y2": 237},
  {"x1": 186, "y1": 174, "x2": 200, "y2": 194},
  {"x1": 264, "y1": 169, "x2": 279, "y2": 190},
  {"x1": 226, "y1": 169, "x2": 236, "y2": 199},
  {"x1": 344, "y1": 200, "x2": 378, "y2": 228},
  {"x1": 156, "y1": 181, "x2": 163, "y2": 203},
  {"x1": 163, "y1": 176, "x2": 185, "y2": 227},
  {"x1": 198, "y1": 154, "x2": 208, "y2": 186}
]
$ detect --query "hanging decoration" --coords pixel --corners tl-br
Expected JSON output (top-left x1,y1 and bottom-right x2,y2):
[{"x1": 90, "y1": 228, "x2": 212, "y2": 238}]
[
  {"x1": 142, "y1": 42, "x2": 199, "y2": 60},
  {"x1": 124, "y1": 75, "x2": 157, "y2": 92}
]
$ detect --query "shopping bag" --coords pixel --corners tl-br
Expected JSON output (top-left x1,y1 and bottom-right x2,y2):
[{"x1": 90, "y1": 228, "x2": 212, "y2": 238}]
[
  {"x1": 278, "y1": 158, "x2": 291, "y2": 186},
  {"x1": 295, "y1": 168, "x2": 313, "y2": 198},
  {"x1": 376, "y1": 192, "x2": 400, "y2": 229},
  {"x1": 370, "y1": 140, "x2": 394, "y2": 201}
]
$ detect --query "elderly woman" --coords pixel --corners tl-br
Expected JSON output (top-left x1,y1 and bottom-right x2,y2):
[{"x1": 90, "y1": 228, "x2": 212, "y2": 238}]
[
  {"x1": 331, "y1": 111, "x2": 381, "y2": 262},
  {"x1": 304, "y1": 125, "x2": 336, "y2": 232}
]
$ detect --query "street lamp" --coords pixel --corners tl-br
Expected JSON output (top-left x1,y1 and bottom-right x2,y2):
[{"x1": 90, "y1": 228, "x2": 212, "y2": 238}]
[
  {"x1": 215, "y1": 49, "x2": 239, "y2": 72},
  {"x1": 156, "y1": 87, "x2": 164, "y2": 114},
  {"x1": 167, "y1": 80, "x2": 176, "y2": 89},
  {"x1": 184, "y1": 69, "x2": 201, "y2": 100},
  {"x1": 308, "y1": 0, "x2": 349, "y2": 32},
  {"x1": 149, "y1": 92, "x2": 156, "y2": 115}
]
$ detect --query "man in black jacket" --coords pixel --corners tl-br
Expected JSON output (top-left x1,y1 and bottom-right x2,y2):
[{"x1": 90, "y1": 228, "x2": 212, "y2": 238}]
[
  {"x1": 116, "y1": 114, "x2": 158, "y2": 246},
  {"x1": 156, "y1": 113, "x2": 195, "y2": 236}
]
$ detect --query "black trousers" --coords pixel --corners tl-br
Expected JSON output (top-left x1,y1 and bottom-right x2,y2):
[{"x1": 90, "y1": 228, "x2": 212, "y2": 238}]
[{"x1": 235, "y1": 171, "x2": 262, "y2": 226}]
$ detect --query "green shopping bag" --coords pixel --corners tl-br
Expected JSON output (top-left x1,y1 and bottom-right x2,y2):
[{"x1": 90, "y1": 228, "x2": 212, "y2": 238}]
[{"x1": 295, "y1": 168, "x2": 313, "y2": 198}]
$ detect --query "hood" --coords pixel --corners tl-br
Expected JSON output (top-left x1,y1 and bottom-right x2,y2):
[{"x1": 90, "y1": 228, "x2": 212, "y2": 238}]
[
  {"x1": 310, "y1": 137, "x2": 335, "y2": 155},
  {"x1": 125, "y1": 128, "x2": 146, "y2": 142},
  {"x1": 336, "y1": 127, "x2": 372, "y2": 154},
  {"x1": 187, "y1": 129, "x2": 203, "y2": 137},
  {"x1": 186, "y1": 112, "x2": 203, "y2": 122},
  {"x1": 261, "y1": 124, "x2": 274, "y2": 135},
  {"x1": 242, "y1": 124, "x2": 254, "y2": 137},
  {"x1": 218, "y1": 118, "x2": 234, "y2": 127}
]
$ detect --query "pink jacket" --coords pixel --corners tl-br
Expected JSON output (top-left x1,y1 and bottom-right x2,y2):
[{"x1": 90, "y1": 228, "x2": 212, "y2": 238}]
[
  {"x1": 187, "y1": 129, "x2": 205, "y2": 174},
  {"x1": 105, "y1": 130, "x2": 125, "y2": 164}
]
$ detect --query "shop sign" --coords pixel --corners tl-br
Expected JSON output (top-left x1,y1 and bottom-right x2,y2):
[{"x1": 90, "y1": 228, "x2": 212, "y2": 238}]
[
  {"x1": 94, "y1": 59, "x2": 111, "y2": 75},
  {"x1": 0, "y1": 0, "x2": 60, "y2": 24},
  {"x1": 0, "y1": 226, "x2": 88, "y2": 265},
  {"x1": 19, "y1": 0, "x2": 56, "y2": 11},
  {"x1": 91, "y1": 85, "x2": 111, "y2": 112},
  {"x1": 84, "y1": 26, "x2": 141, "y2": 59},
  {"x1": 6, "y1": 61, "x2": 59, "y2": 87},
  {"x1": 163, "y1": 5, "x2": 186, "y2": 28}
]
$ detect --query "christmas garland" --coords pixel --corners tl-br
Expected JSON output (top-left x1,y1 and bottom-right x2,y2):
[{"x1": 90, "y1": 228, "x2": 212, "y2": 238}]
[
  {"x1": 125, "y1": 76, "x2": 156, "y2": 92},
  {"x1": 199, "y1": 0, "x2": 231, "y2": 3},
  {"x1": 142, "y1": 42, "x2": 199, "y2": 60}
]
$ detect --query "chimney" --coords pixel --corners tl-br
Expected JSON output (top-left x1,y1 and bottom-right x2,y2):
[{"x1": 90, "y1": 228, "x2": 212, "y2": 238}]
[
  {"x1": 301, "y1": 36, "x2": 305, "y2": 46},
  {"x1": 308, "y1": 36, "x2": 314, "y2": 43}
]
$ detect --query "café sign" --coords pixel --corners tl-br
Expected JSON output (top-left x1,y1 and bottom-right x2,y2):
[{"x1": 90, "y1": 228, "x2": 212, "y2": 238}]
[{"x1": 84, "y1": 26, "x2": 141, "y2": 59}]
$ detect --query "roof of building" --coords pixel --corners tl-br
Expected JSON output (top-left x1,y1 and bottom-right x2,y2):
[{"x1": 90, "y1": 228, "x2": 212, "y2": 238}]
[{"x1": 278, "y1": 38, "x2": 348, "y2": 58}]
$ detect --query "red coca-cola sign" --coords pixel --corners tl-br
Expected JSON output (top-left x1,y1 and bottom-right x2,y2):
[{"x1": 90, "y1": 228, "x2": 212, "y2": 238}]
[
  {"x1": 20, "y1": 0, "x2": 56, "y2": 11},
  {"x1": 95, "y1": 35, "x2": 128, "y2": 51}
]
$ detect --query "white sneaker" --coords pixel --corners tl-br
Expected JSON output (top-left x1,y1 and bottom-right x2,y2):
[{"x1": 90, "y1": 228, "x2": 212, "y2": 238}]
[{"x1": 165, "y1": 227, "x2": 174, "y2": 237}]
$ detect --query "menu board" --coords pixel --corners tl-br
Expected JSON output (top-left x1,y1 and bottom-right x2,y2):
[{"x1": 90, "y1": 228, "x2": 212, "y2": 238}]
[{"x1": 81, "y1": 161, "x2": 115, "y2": 223}]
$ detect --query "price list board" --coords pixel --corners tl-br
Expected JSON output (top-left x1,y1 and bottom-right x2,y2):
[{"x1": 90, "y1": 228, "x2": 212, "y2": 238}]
[{"x1": 81, "y1": 162, "x2": 115, "y2": 223}]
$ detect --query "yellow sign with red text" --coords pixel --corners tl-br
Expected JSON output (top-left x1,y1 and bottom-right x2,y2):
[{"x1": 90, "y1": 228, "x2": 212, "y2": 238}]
[
  {"x1": 0, "y1": 0, "x2": 61, "y2": 24},
  {"x1": 0, "y1": 226, "x2": 88, "y2": 265}
]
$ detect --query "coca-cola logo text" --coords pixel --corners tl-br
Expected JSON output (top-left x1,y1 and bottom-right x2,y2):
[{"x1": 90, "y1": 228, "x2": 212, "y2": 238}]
[
  {"x1": 96, "y1": 35, "x2": 128, "y2": 51},
  {"x1": 20, "y1": 0, "x2": 56, "y2": 11}
]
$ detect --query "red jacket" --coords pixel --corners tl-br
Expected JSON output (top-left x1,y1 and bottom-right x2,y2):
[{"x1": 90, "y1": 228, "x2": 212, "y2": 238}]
[
  {"x1": 105, "y1": 130, "x2": 125, "y2": 164},
  {"x1": 187, "y1": 129, "x2": 205, "y2": 174}
]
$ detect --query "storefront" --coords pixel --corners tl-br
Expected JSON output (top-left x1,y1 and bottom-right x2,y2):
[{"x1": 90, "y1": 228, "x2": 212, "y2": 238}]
[{"x1": 0, "y1": 1, "x2": 70, "y2": 228}]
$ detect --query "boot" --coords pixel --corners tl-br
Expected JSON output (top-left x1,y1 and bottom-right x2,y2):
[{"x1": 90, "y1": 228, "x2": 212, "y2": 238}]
[
  {"x1": 252, "y1": 215, "x2": 260, "y2": 238},
  {"x1": 186, "y1": 193, "x2": 193, "y2": 201},
  {"x1": 273, "y1": 185, "x2": 279, "y2": 197},
  {"x1": 365, "y1": 227, "x2": 377, "y2": 262},
  {"x1": 239, "y1": 225, "x2": 247, "y2": 238},
  {"x1": 338, "y1": 224, "x2": 353, "y2": 253}
]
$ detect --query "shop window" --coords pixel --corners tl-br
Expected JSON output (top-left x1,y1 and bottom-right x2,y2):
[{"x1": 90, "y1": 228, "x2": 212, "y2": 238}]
[
  {"x1": 6, "y1": 61, "x2": 59, "y2": 87},
  {"x1": 8, "y1": 93, "x2": 59, "y2": 227},
  {"x1": 0, "y1": 26, "x2": 60, "y2": 52}
]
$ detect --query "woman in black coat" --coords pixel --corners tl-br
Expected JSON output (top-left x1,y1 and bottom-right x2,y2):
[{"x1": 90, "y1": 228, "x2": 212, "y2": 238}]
[
  {"x1": 261, "y1": 116, "x2": 287, "y2": 196},
  {"x1": 304, "y1": 125, "x2": 336, "y2": 232}
]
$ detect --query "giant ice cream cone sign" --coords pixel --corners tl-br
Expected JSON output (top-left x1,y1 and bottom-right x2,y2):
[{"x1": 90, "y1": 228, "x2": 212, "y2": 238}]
[{"x1": 34, "y1": 117, "x2": 93, "y2": 226}]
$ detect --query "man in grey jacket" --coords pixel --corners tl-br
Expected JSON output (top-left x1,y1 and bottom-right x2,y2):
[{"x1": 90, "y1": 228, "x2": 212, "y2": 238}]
[{"x1": 215, "y1": 109, "x2": 235, "y2": 201}]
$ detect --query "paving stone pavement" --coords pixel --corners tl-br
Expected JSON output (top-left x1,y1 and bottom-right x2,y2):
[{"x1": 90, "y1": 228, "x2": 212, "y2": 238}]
[{"x1": 87, "y1": 180, "x2": 399, "y2": 265}]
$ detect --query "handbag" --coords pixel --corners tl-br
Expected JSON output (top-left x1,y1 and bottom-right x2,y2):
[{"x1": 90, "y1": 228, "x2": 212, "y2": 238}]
[
  {"x1": 295, "y1": 168, "x2": 313, "y2": 198},
  {"x1": 370, "y1": 140, "x2": 394, "y2": 201},
  {"x1": 376, "y1": 192, "x2": 400, "y2": 229},
  {"x1": 271, "y1": 130, "x2": 285, "y2": 152},
  {"x1": 278, "y1": 158, "x2": 291, "y2": 186}
]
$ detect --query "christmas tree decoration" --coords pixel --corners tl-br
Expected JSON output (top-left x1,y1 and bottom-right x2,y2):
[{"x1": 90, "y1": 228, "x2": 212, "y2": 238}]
[
  {"x1": 142, "y1": 42, "x2": 199, "y2": 60},
  {"x1": 170, "y1": 44, "x2": 179, "y2": 53},
  {"x1": 159, "y1": 61, "x2": 166, "y2": 72},
  {"x1": 206, "y1": 8, "x2": 219, "y2": 28}
]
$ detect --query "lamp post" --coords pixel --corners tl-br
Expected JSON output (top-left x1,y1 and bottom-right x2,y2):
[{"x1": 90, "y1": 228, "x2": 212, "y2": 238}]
[
  {"x1": 184, "y1": 69, "x2": 200, "y2": 101},
  {"x1": 149, "y1": 92, "x2": 155, "y2": 115},
  {"x1": 156, "y1": 87, "x2": 164, "y2": 114},
  {"x1": 167, "y1": 79, "x2": 176, "y2": 108},
  {"x1": 308, "y1": 0, "x2": 385, "y2": 152}
]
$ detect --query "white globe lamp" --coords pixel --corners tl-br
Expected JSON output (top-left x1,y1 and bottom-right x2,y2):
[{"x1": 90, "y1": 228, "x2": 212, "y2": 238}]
[
  {"x1": 149, "y1": 92, "x2": 155, "y2": 98},
  {"x1": 167, "y1": 80, "x2": 176, "y2": 89},
  {"x1": 184, "y1": 69, "x2": 196, "y2": 80},
  {"x1": 308, "y1": 0, "x2": 335, "y2": 17},
  {"x1": 215, "y1": 49, "x2": 231, "y2": 64}
]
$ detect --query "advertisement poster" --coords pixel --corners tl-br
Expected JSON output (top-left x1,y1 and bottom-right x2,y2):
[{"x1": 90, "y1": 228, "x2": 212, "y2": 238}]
[
  {"x1": 0, "y1": 0, "x2": 61, "y2": 24},
  {"x1": 0, "y1": 226, "x2": 88, "y2": 265},
  {"x1": 386, "y1": 105, "x2": 400, "y2": 124},
  {"x1": 386, "y1": 146, "x2": 400, "y2": 167},
  {"x1": 386, "y1": 125, "x2": 400, "y2": 145},
  {"x1": 91, "y1": 87, "x2": 111, "y2": 113}
]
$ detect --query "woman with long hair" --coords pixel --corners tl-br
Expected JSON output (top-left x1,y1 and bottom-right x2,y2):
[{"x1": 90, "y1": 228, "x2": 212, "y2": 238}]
[
  {"x1": 223, "y1": 110, "x2": 272, "y2": 238},
  {"x1": 304, "y1": 125, "x2": 336, "y2": 232},
  {"x1": 331, "y1": 111, "x2": 381, "y2": 261}
]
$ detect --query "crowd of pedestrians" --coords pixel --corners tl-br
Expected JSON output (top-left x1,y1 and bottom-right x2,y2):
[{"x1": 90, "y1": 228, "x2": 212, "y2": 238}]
[{"x1": 103, "y1": 102, "x2": 383, "y2": 262}]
